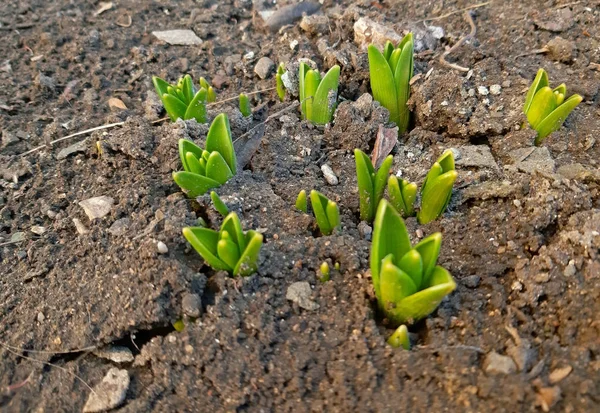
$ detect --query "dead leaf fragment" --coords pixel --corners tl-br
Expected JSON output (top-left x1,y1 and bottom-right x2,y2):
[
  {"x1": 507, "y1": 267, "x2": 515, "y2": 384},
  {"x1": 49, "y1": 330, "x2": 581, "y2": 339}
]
[
  {"x1": 536, "y1": 386, "x2": 561, "y2": 412},
  {"x1": 95, "y1": 1, "x2": 113, "y2": 16},
  {"x1": 371, "y1": 124, "x2": 398, "y2": 169},
  {"x1": 549, "y1": 365, "x2": 572, "y2": 384},
  {"x1": 108, "y1": 97, "x2": 127, "y2": 110}
]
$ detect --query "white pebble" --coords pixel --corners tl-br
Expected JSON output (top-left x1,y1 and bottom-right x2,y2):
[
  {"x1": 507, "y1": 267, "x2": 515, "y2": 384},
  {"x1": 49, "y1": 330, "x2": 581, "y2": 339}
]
[
  {"x1": 490, "y1": 84, "x2": 502, "y2": 95},
  {"x1": 321, "y1": 164, "x2": 338, "y2": 185},
  {"x1": 477, "y1": 86, "x2": 489, "y2": 96},
  {"x1": 157, "y1": 241, "x2": 168, "y2": 254}
]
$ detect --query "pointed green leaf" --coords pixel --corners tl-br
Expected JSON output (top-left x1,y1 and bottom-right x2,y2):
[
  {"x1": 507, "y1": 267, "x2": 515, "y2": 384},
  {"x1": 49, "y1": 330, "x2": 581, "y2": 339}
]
[
  {"x1": 183, "y1": 88, "x2": 207, "y2": 123},
  {"x1": 239, "y1": 93, "x2": 251, "y2": 117},
  {"x1": 210, "y1": 191, "x2": 229, "y2": 217},
  {"x1": 206, "y1": 113, "x2": 237, "y2": 175},
  {"x1": 369, "y1": 45, "x2": 399, "y2": 125},
  {"x1": 413, "y1": 232, "x2": 442, "y2": 284},
  {"x1": 401, "y1": 179, "x2": 417, "y2": 216},
  {"x1": 234, "y1": 230, "x2": 263, "y2": 277},
  {"x1": 220, "y1": 213, "x2": 247, "y2": 256},
  {"x1": 152, "y1": 76, "x2": 170, "y2": 99},
  {"x1": 388, "y1": 48, "x2": 402, "y2": 75},
  {"x1": 181, "y1": 74, "x2": 195, "y2": 103},
  {"x1": 299, "y1": 62, "x2": 309, "y2": 118},
  {"x1": 386, "y1": 265, "x2": 456, "y2": 325},
  {"x1": 185, "y1": 152, "x2": 204, "y2": 175},
  {"x1": 355, "y1": 149, "x2": 375, "y2": 222},
  {"x1": 526, "y1": 86, "x2": 556, "y2": 129},
  {"x1": 524, "y1": 68, "x2": 549, "y2": 114},
  {"x1": 173, "y1": 171, "x2": 220, "y2": 198},
  {"x1": 394, "y1": 34, "x2": 414, "y2": 133},
  {"x1": 162, "y1": 93, "x2": 188, "y2": 121},
  {"x1": 370, "y1": 200, "x2": 412, "y2": 301},
  {"x1": 380, "y1": 254, "x2": 418, "y2": 307},
  {"x1": 303, "y1": 69, "x2": 321, "y2": 121},
  {"x1": 418, "y1": 170, "x2": 458, "y2": 224},
  {"x1": 205, "y1": 151, "x2": 233, "y2": 185},
  {"x1": 388, "y1": 176, "x2": 408, "y2": 216},
  {"x1": 217, "y1": 233, "x2": 241, "y2": 270},
  {"x1": 207, "y1": 86, "x2": 216, "y2": 103},
  {"x1": 199, "y1": 77, "x2": 209, "y2": 90},
  {"x1": 387, "y1": 324, "x2": 410, "y2": 350},
  {"x1": 325, "y1": 200, "x2": 340, "y2": 233},
  {"x1": 295, "y1": 190, "x2": 307, "y2": 213},
  {"x1": 383, "y1": 41, "x2": 394, "y2": 61},
  {"x1": 182, "y1": 227, "x2": 231, "y2": 271},
  {"x1": 310, "y1": 190, "x2": 332, "y2": 235},
  {"x1": 535, "y1": 94, "x2": 582, "y2": 144},
  {"x1": 179, "y1": 139, "x2": 204, "y2": 172},
  {"x1": 373, "y1": 154, "x2": 393, "y2": 217},
  {"x1": 397, "y1": 249, "x2": 423, "y2": 290},
  {"x1": 421, "y1": 162, "x2": 443, "y2": 194}
]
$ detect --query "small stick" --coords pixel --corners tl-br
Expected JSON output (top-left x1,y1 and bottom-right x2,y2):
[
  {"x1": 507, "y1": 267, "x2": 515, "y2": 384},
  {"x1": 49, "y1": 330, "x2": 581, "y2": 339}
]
[
  {"x1": 416, "y1": 1, "x2": 490, "y2": 23},
  {"x1": 439, "y1": 11, "x2": 477, "y2": 72},
  {"x1": 514, "y1": 46, "x2": 549, "y2": 58},
  {"x1": 4, "y1": 371, "x2": 33, "y2": 393}
]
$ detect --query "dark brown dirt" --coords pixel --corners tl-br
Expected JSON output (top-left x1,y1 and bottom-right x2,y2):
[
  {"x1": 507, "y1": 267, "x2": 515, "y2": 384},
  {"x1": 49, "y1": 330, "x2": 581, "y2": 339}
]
[{"x1": 1, "y1": 0, "x2": 599, "y2": 412}]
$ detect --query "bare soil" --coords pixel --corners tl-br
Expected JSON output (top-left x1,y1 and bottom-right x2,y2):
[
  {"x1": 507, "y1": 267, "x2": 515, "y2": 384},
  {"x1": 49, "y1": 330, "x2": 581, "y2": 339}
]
[{"x1": 1, "y1": 0, "x2": 599, "y2": 412}]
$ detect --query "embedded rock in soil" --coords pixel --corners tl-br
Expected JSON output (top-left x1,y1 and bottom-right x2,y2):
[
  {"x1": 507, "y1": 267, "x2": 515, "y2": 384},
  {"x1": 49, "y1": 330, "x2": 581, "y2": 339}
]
[
  {"x1": 182, "y1": 293, "x2": 202, "y2": 318},
  {"x1": 300, "y1": 14, "x2": 329, "y2": 35},
  {"x1": 454, "y1": 145, "x2": 499, "y2": 170},
  {"x1": 254, "y1": 56, "x2": 275, "y2": 79},
  {"x1": 78, "y1": 196, "x2": 114, "y2": 220},
  {"x1": 286, "y1": 281, "x2": 319, "y2": 310},
  {"x1": 533, "y1": 8, "x2": 574, "y2": 32},
  {"x1": 151, "y1": 29, "x2": 202, "y2": 45},
  {"x1": 483, "y1": 351, "x2": 517, "y2": 375},
  {"x1": 93, "y1": 346, "x2": 134, "y2": 363},
  {"x1": 83, "y1": 368, "x2": 130, "y2": 412},
  {"x1": 321, "y1": 164, "x2": 339, "y2": 185},
  {"x1": 507, "y1": 147, "x2": 555, "y2": 174},
  {"x1": 258, "y1": 2, "x2": 321, "y2": 32},
  {"x1": 57, "y1": 138, "x2": 89, "y2": 160},
  {"x1": 353, "y1": 17, "x2": 402, "y2": 49},
  {"x1": 546, "y1": 36, "x2": 575, "y2": 63}
]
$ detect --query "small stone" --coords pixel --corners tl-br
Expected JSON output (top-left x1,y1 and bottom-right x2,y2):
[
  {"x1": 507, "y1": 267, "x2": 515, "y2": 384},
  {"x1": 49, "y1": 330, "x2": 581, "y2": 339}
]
[
  {"x1": 321, "y1": 164, "x2": 338, "y2": 185},
  {"x1": 37, "y1": 312, "x2": 45, "y2": 322},
  {"x1": 57, "y1": 138, "x2": 89, "y2": 160},
  {"x1": 358, "y1": 221, "x2": 372, "y2": 241},
  {"x1": 536, "y1": 386, "x2": 561, "y2": 412},
  {"x1": 254, "y1": 57, "x2": 275, "y2": 79},
  {"x1": 513, "y1": 199, "x2": 521, "y2": 207},
  {"x1": 260, "y1": 2, "x2": 321, "y2": 31},
  {"x1": 483, "y1": 351, "x2": 517, "y2": 375},
  {"x1": 152, "y1": 29, "x2": 202, "y2": 45},
  {"x1": 30, "y1": 225, "x2": 46, "y2": 235},
  {"x1": 546, "y1": 36, "x2": 575, "y2": 63},
  {"x1": 507, "y1": 343, "x2": 535, "y2": 372},
  {"x1": 108, "y1": 218, "x2": 130, "y2": 236},
  {"x1": 490, "y1": 84, "x2": 502, "y2": 95},
  {"x1": 93, "y1": 346, "x2": 134, "y2": 363},
  {"x1": 286, "y1": 281, "x2": 319, "y2": 311},
  {"x1": 549, "y1": 365, "x2": 572, "y2": 384},
  {"x1": 83, "y1": 368, "x2": 129, "y2": 413},
  {"x1": 563, "y1": 260, "x2": 576, "y2": 277},
  {"x1": 35, "y1": 72, "x2": 56, "y2": 95},
  {"x1": 182, "y1": 293, "x2": 202, "y2": 318},
  {"x1": 533, "y1": 8, "x2": 574, "y2": 32},
  {"x1": 10, "y1": 232, "x2": 26, "y2": 243},
  {"x1": 509, "y1": 147, "x2": 555, "y2": 174},
  {"x1": 72, "y1": 218, "x2": 89, "y2": 235},
  {"x1": 353, "y1": 17, "x2": 402, "y2": 49},
  {"x1": 454, "y1": 145, "x2": 498, "y2": 169},
  {"x1": 157, "y1": 241, "x2": 168, "y2": 254},
  {"x1": 463, "y1": 275, "x2": 481, "y2": 288},
  {"x1": 477, "y1": 86, "x2": 489, "y2": 96},
  {"x1": 299, "y1": 14, "x2": 329, "y2": 35},
  {"x1": 289, "y1": 39, "x2": 299, "y2": 51},
  {"x1": 79, "y1": 196, "x2": 114, "y2": 220},
  {"x1": 243, "y1": 51, "x2": 254, "y2": 61},
  {"x1": 184, "y1": 344, "x2": 194, "y2": 354}
]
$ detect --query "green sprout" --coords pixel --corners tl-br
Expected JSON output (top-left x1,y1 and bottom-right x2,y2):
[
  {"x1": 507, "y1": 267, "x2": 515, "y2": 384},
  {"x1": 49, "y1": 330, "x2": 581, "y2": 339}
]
[
  {"x1": 300, "y1": 190, "x2": 340, "y2": 235},
  {"x1": 183, "y1": 212, "x2": 263, "y2": 277},
  {"x1": 319, "y1": 261, "x2": 330, "y2": 282},
  {"x1": 152, "y1": 74, "x2": 212, "y2": 123},
  {"x1": 295, "y1": 190, "x2": 308, "y2": 213},
  {"x1": 239, "y1": 93, "x2": 251, "y2": 117},
  {"x1": 417, "y1": 150, "x2": 457, "y2": 225},
  {"x1": 388, "y1": 176, "x2": 417, "y2": 218},
  {"x1": 524, "y1": 68, "x2": 582, "y2": 145},
  {"x1": 199, "y1": 77, "x2": 216, "y2": 103},
  {"x1": 276, "y1": 63, "x2": 286, "y2": 102},
  {"x1": 387, "y1": 324, "x2": 410, "y2": 349},
  {"x1": 210, "y1": 191, "x2": 229, "y2": 217},
  {"x1": 371, "y1": 200, "x2": 456, "y2": 326},
  {"x1": 354, "y1": 149, "x2": 393, "y2": 223},
  {"x1": 299, "y1": 63, "x2": 341, "y2": 125},
  {"x1": 172, "y1": 113, "x2": 237, "y2": 198},
  {"x1": 368, "y1": 33, "x2": 414, "y2": 133}
]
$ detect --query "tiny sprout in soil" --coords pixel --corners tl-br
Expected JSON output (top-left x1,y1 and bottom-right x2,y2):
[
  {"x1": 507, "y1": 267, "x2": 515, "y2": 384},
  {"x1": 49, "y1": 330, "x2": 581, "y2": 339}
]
[
  {"x1": 355, "y1": 149, "x2": 393, "y2": 223},
  {"x1": 299, "y1": 62, "x2": 340, "y2": 125},
  {"x1": 309, "y1": 190, "x2": 340, "y2": 236},
  {"x1": 387, "y1": 324, "x2": 410, "y2": 349},
  {"x1": 417, "y1": 149, "x2": 457, "y2": 225},
  {"x1": 152, "y1": 74, "x2": 216, "y2": 123}
]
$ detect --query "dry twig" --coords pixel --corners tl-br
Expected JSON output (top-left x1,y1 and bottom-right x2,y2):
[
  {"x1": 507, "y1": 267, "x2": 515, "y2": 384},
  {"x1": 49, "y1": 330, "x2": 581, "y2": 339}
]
[{"x1": 439, "y1": 11, "x2": 477, "y2": 72}]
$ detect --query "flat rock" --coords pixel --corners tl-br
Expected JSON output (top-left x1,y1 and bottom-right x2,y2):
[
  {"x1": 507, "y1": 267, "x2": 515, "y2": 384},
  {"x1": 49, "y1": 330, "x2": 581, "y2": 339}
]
[
  {"x1": 286, "y1": 281, "x2": 319, "y2": 311},
  {"x1": 461, "y1": 180, "x2": 520, "y2": 202},
  {"x1": 353, "y1": 17, "x2": 402, "y2": 49},
  {"x1": 546, "y1": 36, "x2": 575, "y2": 63},
  {"x1": 182, "y1": 293, "x2": 202, "y2": 318},
  {"x1": 483, "y1": 351, "x2": 517, "y2": 375},
  {"x1": 93, "y1": 346, "x2": 134, "y2": 363},
  {"x1": 533, "y1": 8, "x2": 574, "y2": 32},
  {"x1": 508, "y1": 147, "x2": 555, "y2": 174},
  {"x1": 259, "y1": 2, "x2": 321, "y2": 32},
  {"x1": 454, "y1": 145, "x2": 498, "y2": 169},
  {"x1": 152, "y1": 29, "x2": 202, "y2": 46},
  {"x1": 254, "y1": 57, "x2": 275, "y2": 79},
  {"x1": 108, "y1": 218, "x2": 130, "y2": 236},
  {"x1": 57, "y1": 138, "x2": 89, "y2": 160},
  {"x1": 79, "y1": 196, "x2": 114, "y2": 220},
  {"x1": 83, "y1": 368, "x2": 129, "y2": 412}
]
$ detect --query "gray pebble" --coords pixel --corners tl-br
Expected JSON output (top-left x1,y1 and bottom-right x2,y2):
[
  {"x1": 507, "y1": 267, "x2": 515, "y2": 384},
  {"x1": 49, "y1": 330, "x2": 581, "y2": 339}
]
[
  {"x1": 83, "y1": 368, "x2": 130, "y2": 413},
  {"x1": 182, "y1": 293, "x2": 202, "y2": 318},
  {"x1": 254, "y1": 57, "x2": 275, "y2": 79}
]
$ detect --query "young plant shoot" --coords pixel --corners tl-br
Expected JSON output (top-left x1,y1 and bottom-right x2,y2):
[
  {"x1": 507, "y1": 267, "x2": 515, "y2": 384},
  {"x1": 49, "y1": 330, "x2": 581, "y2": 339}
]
[
  {"x1": 354, "y1": 149, "x2": 393, "y2": 223},
  {"x1": 299, "y1": 62, "x2": 341, "y2": 125},
  {"x1": 417, "y1": 150, "x2": 457, "y2": 225},
  {"x1": 173, "y1": 113, "x2": 237, "y2": 198},
  {"x1": 388, "y1": 176, "x2": 417, "y2": 218},
  {"x1": 368, "y1": 33, "x2": 414, "y2": 133},
  {"x1": 183, "y1": 212, "x2": 263, "y2": 277},
  {"x1": 524, "y1": 68, "x2": 582, "y2": 145},
  {"x1": 309, "y1": 190, "x2": 340, "y2": 235},
  {"x1": 210, "y1": 191, "x2": 229, "y2": 217},
  {"x1": 387, "y1": 324, "x2": 410, "y2": 350},
  {"x1": 199, "y1": 77, "x2": 216, "y2": 103},
  {"x1": 319, "y1": 261, "x2": 330, "y2": 282},
  {"x1": 371, "y1": 200, "x2": 456, "y2": 326},
  {"x1": 276, "y1": 63, "x2": 286, "y2": 102},
  {"x1": 152, "y1": 74, "x2": 215, "y2": 123},
  {"x1": 239, "y1": 93, "x2": 251, "y2": 117},
  {"x1": 295, "y1": 190, "x2": 308, "y2": 213}
]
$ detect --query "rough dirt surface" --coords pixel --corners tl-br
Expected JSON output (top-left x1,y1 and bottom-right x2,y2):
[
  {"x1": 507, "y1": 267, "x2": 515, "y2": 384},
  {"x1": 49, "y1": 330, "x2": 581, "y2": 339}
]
[{"x1": 1, "y1": 0, "x2": 599, "y2": 412}]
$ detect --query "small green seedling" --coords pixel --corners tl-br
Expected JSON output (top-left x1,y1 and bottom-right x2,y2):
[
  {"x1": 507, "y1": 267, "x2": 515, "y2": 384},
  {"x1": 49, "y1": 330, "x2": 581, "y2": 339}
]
[
  {"x1": 173, "y1": 319, "x2": 185, "y2": 332},
  {"x1": 524, "y1": 68, "x2": 582, "y2": 145},
  {"x1": 417, "y1": 150, "x2": 457, "y2": 225},
  {"x1": 319, "y1": 261, "x2": 330, "y2": 282},
  {"x1": 371, "y1": 200, "x2": 456, "y2": 326},
  {"x1": 152, "y1": 74, "x2": 213, "y2": 123},
  {"x1": 388, "y1": 175, "x2": 418, "y2": 217},
  {"x1": 303, "y1": 190, "x2": 340, "y2": 235},
  {"x1": 368, "y1": 33, "x2": 414, "y2": 133},
  {"x1": 183, "y1": 212, "x2": 263, "y2": 277},
  {"x1": 295, "y1": 190, "x2": 308, "y2": 213},
  {"x1": 276, "y1": 63, "x2": 286, "y2": 102},
  {"x1": 173, "y1": 113, "x2": 237, "y2": 197},
  {"x1": 299, "y1": 62, "x2": 341, "y2": 125},
  {"x1": 210, "y1": 191, "x2": 229, "y2": 217},
  {"x1": 355, "y1": 149, "x2": 393, "y2": 223},
  {"x1": 239, "y1": 93, "x2": 251, "y2": 117},
  {"x1": 387, "y1": 324, "x2": 410, "y2": 349},
  {"x1": 199, "y1": 77, "x2": 216, "y2": 103}
]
